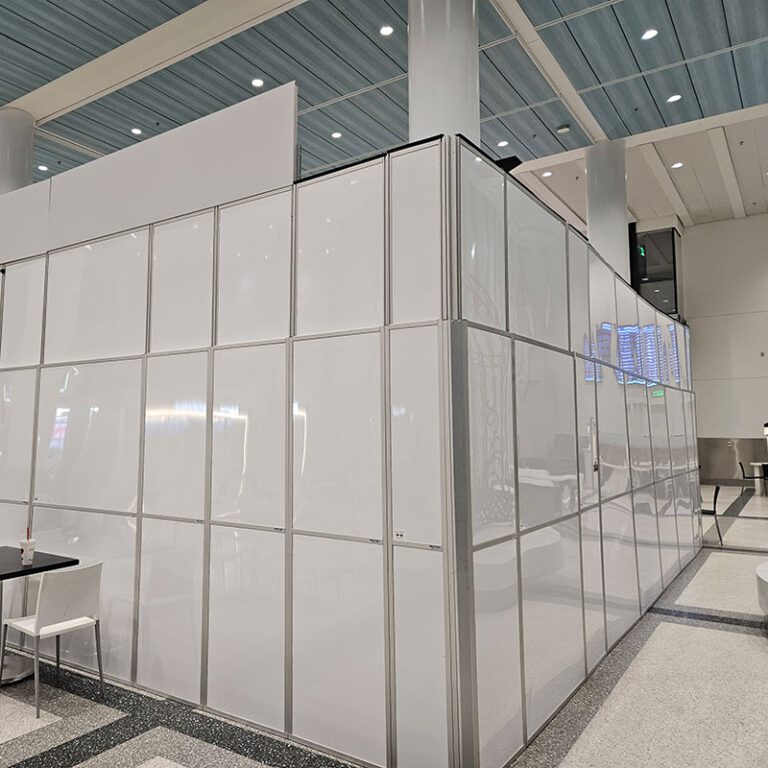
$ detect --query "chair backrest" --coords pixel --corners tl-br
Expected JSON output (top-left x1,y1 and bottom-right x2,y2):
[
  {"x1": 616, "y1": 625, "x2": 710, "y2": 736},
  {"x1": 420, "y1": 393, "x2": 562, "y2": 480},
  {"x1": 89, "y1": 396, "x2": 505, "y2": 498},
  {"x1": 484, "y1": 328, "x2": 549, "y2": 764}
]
[
  {"x1": 34, "y1": 562, "x2": 102, "y2": 633},
  {"x1": 739, "y1": 461, "x2": 746, "y2": 478}
]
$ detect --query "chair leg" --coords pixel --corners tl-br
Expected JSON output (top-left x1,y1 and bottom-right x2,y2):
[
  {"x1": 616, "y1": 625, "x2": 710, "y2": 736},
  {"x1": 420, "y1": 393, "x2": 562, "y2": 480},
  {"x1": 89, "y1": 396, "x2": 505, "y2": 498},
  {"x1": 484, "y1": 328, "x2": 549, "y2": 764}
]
[
  {"x1": 34, "y1": 636, "x2": 40, "y2": 718},
  {"x1": 55, "y1": 635, "x2": 60, "y2": 678},
  {"x1": 714, "y1": 515, "x2": 723, "y2": 546},
  {"x1": 94, "y1": 620, "x2": 105, "y2": 697},
  {"x1": 0, "y1": 623, "x2": 8, "y2": 682}
]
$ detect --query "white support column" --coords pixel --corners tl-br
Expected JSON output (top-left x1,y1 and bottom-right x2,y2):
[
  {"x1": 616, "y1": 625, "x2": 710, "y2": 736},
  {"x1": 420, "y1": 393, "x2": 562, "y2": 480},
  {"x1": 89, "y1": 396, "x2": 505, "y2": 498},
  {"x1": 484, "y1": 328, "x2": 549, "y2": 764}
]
[
  {"x1": 586, "y1": 139, "x2": 630, "y2": 280},
  {"x1": 0, "y1": 107, "x2": 34, "y2": 195},
  {"x1": 408, "y1": 0, "x2": 480, "y2": 144}
]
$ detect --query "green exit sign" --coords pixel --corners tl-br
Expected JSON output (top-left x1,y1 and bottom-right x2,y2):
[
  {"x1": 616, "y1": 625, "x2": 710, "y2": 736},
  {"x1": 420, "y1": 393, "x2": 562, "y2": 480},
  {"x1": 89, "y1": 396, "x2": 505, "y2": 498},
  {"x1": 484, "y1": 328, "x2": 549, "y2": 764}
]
[{"x1": 651, "y1": 388, "x2": 665, "y2": 398}]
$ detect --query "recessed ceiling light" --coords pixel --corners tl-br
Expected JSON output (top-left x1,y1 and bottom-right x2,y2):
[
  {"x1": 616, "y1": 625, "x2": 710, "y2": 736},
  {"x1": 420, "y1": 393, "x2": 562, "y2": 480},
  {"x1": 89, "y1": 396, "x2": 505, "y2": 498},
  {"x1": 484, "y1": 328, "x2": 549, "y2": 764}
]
[
  {"x1": 497, "y1": 140, "x2": 509, "y2": 148},
  {"x1": 666, "y1": 94, "x2": 682, "y2": 103},
  {"x1": 542, "y1": 171, "x2": 553, "y2": 178},
  {"x1": 556, "y1": 124, "x2": 571, "y2": 134},
  {"x1": 131, "y1": 127, "x2": 142, "y2": 136},
  {"x1": 641, "y1": 28, "x2": 658, "y2": 41},
  {"x1": 331, "y1": 131, "x2": 342, "y2": 139},
  {"x1": 654, "y1": 289, "x2": 661, "y2": 293},
  {"x1": 380, "y1": 25, "x2": 394, "y2": 36},
  {"x1": 251, "y1": 77, "x2": 264, "y2": 88},
  {"x1": 37, "y1": 165, "x2": 48, "y2": 171},
  {"x1": 671, "y1": 161, "x2": 683, "y2": 169}
]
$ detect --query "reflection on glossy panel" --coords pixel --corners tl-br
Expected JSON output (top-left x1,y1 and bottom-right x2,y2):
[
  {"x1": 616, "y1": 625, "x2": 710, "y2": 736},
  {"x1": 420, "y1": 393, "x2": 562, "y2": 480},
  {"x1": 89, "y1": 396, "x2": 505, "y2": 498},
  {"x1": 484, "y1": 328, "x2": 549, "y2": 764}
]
[
  {"x1": 293, "y1": 333, "x2": 382, "y2": 539},
  {"x1": 656, "y1": 312, "x2": 671, "y2": 385},
  {"x1": 0, "y1": 369, "x2": 36, "y2": 502},
  {"x1": 596, "y1": 369, "x2": 630, "y2": 499},
  {"x1": 473, "y1": 539, "x2": 523, "y2": 768},
  {"x1": 568, "y1": 231, "x2": 590, "y2": 356},
  {"x1": 391, "y1": 327, "x2": 442, "y2": 546},
  {"x1": 460, "y1": 148, "x2": 506, "y2": 330},
  {"x1": 33, "y1": 507, "x2": 135, "y2": 680},
  {"x1": 35, "y1": 360, "x2": 142, "y2": 512},
  {"x1": 45, "y1": 230, "x2": 148, "y2": 364},
  {"x1": 137, "y1": 518, "x2": 203, "y2": 702},
  {"x1": 589, "y1": 251, "x2": 616, "y2": 366},
  {"x1": 601, "y1": 494, "x2": 639, "y2": 647},
  {"x1": 515, "y1": 341, "x2": 577, "y2": 530},
  {"x1": 507, "y1": 181, "x2": 568, "y2": 348},
  {"x1": 632, "y1": 487, "x2": 663, "y2": 610},
  {"x1": 143, "y1": 353, "x2": 207, "y2": 520},
  {"x1": 684, "y1": 393, "x2": 697, "y2": 471},
  {"x1": 0, "y1": 258, "x2": 45, "y2": 368},
  {"x1": 580, "y1": 508, "x2": 606, "y2": 671},
  {"x1": 625, "y1": 380, "x2": 654, "y2": 490},
  {"x1": 674, "y1": 474, "x2": 695, "y2": 566},
  {"x1": 637, "y1": 299, "x2": 659, "y2": 383},
  {"x1": 676, "y1": 323, "x2": 688, "y2": 390},
  {"x1": 296, "y1": 162, "x2": 384, "y2": 335},
  {"x1": 293, "y1": 536, "x2": 385, "y2": 767},
  {"x1": 468, "y1": 329, "x2": 515, "y2": 545},
  {"x1": 207, "y1": 526, "x2": 284, "y2": 730},
  {"x1": 666, "y1": 388, "x2": 688, "y2": 475},
  {"x1": 615, "y1": 279, "x2": 640, "y2": 377},
  {"x1": 648, "y1": 386, "x2": 672, "y2": 480},
  {"x1": 394, "y1": 547, "x2": 449, "y2": 768},
  {"x1": 211, "y1": 345, "x2": 285, "y2": 528},
  {"x1": 690, "y1": 472, "x2": 702, "y2": 549},
  {"x1": 0, "y1": 503, "x2": 28, "y2": 620},
  {"x1": 521, "y1": 518, "x2": 584, "y2": 735},
  {"x1": 575, "y1": 359, "x2": 599, "y2": 510},
  {"x1": 655, "y1": 479, "x2": 680, "y2": 586},
  {"x1": 150, "y1": 212, "x2": 213, "y2": 352},
  {"x1": 391, "y1": 144, "x2": 442, "y2": 324},
  {"x1": 217, "y1": 191, "x2": 292, "y2": 344}
]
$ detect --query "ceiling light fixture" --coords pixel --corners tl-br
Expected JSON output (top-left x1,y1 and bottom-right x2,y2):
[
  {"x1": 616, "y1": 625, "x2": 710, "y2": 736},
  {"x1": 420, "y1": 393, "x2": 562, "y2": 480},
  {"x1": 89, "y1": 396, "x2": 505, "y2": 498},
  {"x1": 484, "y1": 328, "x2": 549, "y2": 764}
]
[
  {"x1": 556, "y1": 124, "x2": 571, "y2": 134},
  {"x1": 542, "y1": 171, "x2": 553, "y2": 178},
  {"x1": 380, "y1": 25, "x2": 394, "y2": 36},
  {"x1": 37, "y1": 165, "x2": 48, "y2": 171},
  {"x1": 331, "y1": 131, "x2": 343, "y2": 139},
  {"x1": 667, "y1": 94, "x2": 682, "y2": 103},
  {"x1": 641, "y1": 28, "x2": 658, "y2": 41},
  {"x1": 251, "y1": 78, "x2": 264, "y2": 88},
  {"x1": 654, "y1": 288, "x2": 661, "y2": 293},
  {"x1": 671, "y1": 161, "x2": 683, "y2": 169},
  {"x1": 497, "y1": 140, "x2": 509, "y2": 148},
  {"x1": 131, "y1": 127, "x2": 142, "y2": 136}
]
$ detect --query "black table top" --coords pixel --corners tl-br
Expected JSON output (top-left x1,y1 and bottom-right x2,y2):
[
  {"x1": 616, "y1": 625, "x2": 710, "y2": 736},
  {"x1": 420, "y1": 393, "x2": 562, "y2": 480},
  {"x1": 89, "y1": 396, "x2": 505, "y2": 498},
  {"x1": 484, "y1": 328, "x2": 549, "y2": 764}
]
[{"x1": 0, "y1": 546, "x2": 79, "y2": 581}]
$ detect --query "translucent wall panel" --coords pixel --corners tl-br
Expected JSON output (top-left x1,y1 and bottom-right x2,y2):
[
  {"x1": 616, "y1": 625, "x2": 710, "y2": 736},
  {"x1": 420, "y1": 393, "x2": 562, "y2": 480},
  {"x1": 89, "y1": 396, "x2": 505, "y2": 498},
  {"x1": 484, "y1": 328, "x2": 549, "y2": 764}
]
[
  {"x1": 666, "y1": 388, "x2": 688, "y2": 475},
  {"x1": 211, "y1": 345, "x2": 285, "y2": 528},
  {"x1": 674, "y1": 474, "x2": 695, "y2": 566},
  {"x1": 473, "y1": 539, "x2": 523, "y2": 768},
  {"x1": 468, "y1": 329, "x2": 514, "y2": 546},
  {"x1": 45, "y1": 230, "x2": 148, "y2": 363},
  {"x1": 596, "y1": 370, "x2": 630, "y2": 499},
  {"x1": 293, "y1": 536, "x2": 385, "y2": 767},
  {"x1": 0, "y1": 502, "x2": 28, "y2": 621},
  {"x1": 632, "y1": 487, "x2": 663, "y2": 610},
  {"x1": 615, "y1": 279, "x2": 640, "y2": 377},
  {"x1": 656, "y1": 312, "x2": 671, "y2": 385},
  {"x1": 391, "y1": 143, "x2": 442, "y2": 324},
  {"x1": 663, "y1": 319, "x2": 680, "y2": 386},
  {"x1": 637, "y1": 298, "x2": 659, "y2": 383},
  {"x1": 580, "y1": 508, "x2": 606, "y2": 671},
  {"x1": 655, "y1": 479, "x2": 680, "y2": 585},
  {"x1": 601, "y1": 494, "x2": 639, "y2": 647},
  {"x1": 390, "y1": 326, "x2": 442, "y2": 546},
  {"x1": 568, "y1": 230, "x2": 590, "y2": 356},
  {"x1": 676, "y1": 323, "x2": 688, "y2": 390},
  {"x1": 588, "y1": 251, "x2": 616, "y2": 366},
  {"x1": 150, "y1": 212, "x2": 213, "y2": 352},
  {"x1": 35, "y1": 360, "x2": 142, "y2": 512},
  {"x1": 137, "y1": 517, "x2": 203, "y2": 702},
  {"x1": 506, "y1": 181, "x2": 568, "y2": 349},
  {"x1": 217, "y1": 190, "x2": 291, "y2": 344},
  {"x1": 575, "y1": 359, "x2": 598, "y2": 510},
  {"x1": 0, "y1": 257, "x2": 45, "y2": 368},
  {"x1": 684, "y1": 326, "x2": 692, "y2": 388},
  {"x1": 293, "y1": 333, "x2": 382, "y2": 539},
  {"x1": 516, "y1": 341, "x2": 577, "y2": 530},
  {"x1": 0, "y1": 368, "x2": 36, "y2": 501},
  {"x1": 684, "y1": 393, "x2": 698, "y2": 471},
  {"x1": 460, "y1": 147, "x2": 506, "y2": 330},
  {"x1": 521, "y1": 517, "x2": 585, "y2": 735},
  {"x1": 394, "y1": 547, "x2": 449, "y2": 768},
  {"x1": 296, "y1": 161, "x2": 384, "y2": 335},
  {"x1": 143, "y1": 353, "x2": 207, "y2": 520},
  {"x1": 625, "y1": 380, "x2": 653, "y2": 490},
  {"x1": 648, "y1": 386, "x2": 672, "y2": 480},
  {"x1": 33, "y1": 506, "x2": 135, "y2": 680},
  {"x1": 207, "y1": 526, "x2": 284, "y2": 730},
  {"x1": 690, "y1": 472, "x2": 702, "y2": 549}
]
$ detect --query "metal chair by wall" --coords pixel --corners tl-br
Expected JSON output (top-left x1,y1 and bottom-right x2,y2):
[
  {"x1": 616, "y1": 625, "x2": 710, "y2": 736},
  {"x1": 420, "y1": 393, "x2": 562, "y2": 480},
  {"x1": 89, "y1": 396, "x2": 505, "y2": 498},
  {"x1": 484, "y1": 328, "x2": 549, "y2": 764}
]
[
  {"x1": 739, "y1": 461, "x2": 761, "y2": 494},
  {"x1": 701, "y1": 485, "x2": 723, "y2": 546}
]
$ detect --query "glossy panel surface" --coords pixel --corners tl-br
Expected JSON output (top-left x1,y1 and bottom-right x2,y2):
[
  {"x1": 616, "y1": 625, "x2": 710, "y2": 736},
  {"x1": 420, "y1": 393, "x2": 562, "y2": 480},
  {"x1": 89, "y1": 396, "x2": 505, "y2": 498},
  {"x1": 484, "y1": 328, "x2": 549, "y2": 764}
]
[
  {"x1": 32, "y1": 506, "x2": 135, "y2": 680},
  {"x1": 656, "y1": 479, "x2": 680, "y2": 585},
  {"x1": 656, "y1": 312, "x2": 671, "y2": 385},
  {"x1": 468, "y1": 328, "x2": 515, "y2": 545},
  {"x1": 648, "y1": 385, "x2": 672, "y2": 480},
  {"x1": 676, "y1": 323, "x2": 688, "y2": 390},
  {"x1": 35, "y1": 360, "x2": 142, "y2": 512},
  {"x1": 615, "y1": 279, "x2": 640, "y2": 377},
  {"x1": 516, "y1": 341, "x2": 578, "y2": 530},
  {"x1": 575, "y1": 359, "x2": 599, "y2": 510},
  {"x1": 521, "y1": 517, "x2": 585, "y2": 735},
  {"x1": 507, "y1": 182, "x2": 568, "y2": 349},
  {"x1": 143, "y1": 353, "x2": 207, "y2": 520},
  {"x1": 666, "y1": 387, "x2": 688, "y2": 475},
  {"x1": 637, "y1": 299, "x2": 659, "y2": 382},
  {"x1": 217, "y1": 191, "x2": 292, "y2": 344},
  {"x1": 684, "y1": 392, "x2": 698, "y2": 471},
  {"x1": 293, "y1": 536, "x2": 385, "y2": 767},
  {"x1": 625, "y1": 380, "x2": 654, "y2": 490},
  {"x1": 568, "y1": 231, "x2": 590, "y2": 356},
  {"x1": 296, "y1": 162, "x2": 384, "y2": 335},
  {"x1": 633, "y1": 486, "x2": 663, "y2": 610},
  {"x1": 293, "y1": 333, "x2": 382, "y2": 539},
  {"x1": 473, "y1": 539, "x2": 524, "y2": 768},
  {"x1": 0, "y1": 258, "x2": 45, "y2": 368},
  {"x1": 0, "y1": 368, "x2": 36, "y2": 502},
  {"x1": 211, "y1": 345, "x2": 285, "y2": 528},
  {"x1": 601, "y1": 494, "x2": 639, "y2": 647},
  {"x1": 596, "y1": 370, "x2": 630, "y2": 499},
  {"x1": 45, "y1": 230, "x2": 148, "y2": 364},
  {"x1": 589, "y1": 251, "x2": 616, "y2": 366},
  {"x1": 0, "y1": 503, "x2": 29, "y2": 620},
  {"x1": 460, "y1": 148, "x2": 506, "y2": 330},
  {"x1": 390, "y1": 144, "x2": 442, "y2": 324},
  {"x1": 580, "y1": 508, "x2": 606, "y2": 671},
  {"x1": 390, "y1": 327, "x2": 442, "y2": 546},
  {"x1": 207, "y1": 526, "x2": 284, "y2": 730},
  {"x1": 394, "y1": 547, "x2": 449, "y2": 768},
  {"x1": 674, "y1": 474, "x2": 695, "y2": 566},
  {"x1": 137, "y1": 518, "x2": 203, "y2": 702},
  {"x1": 150, "y1": 212, "x2": 214, "y2": 352}
]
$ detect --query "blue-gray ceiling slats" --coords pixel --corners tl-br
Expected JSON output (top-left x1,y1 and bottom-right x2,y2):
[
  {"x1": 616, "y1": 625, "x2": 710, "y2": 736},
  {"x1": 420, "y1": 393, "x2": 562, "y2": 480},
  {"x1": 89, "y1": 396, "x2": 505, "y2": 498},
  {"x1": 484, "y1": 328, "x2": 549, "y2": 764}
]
[
  {"x1": 479, "y1": 0, "x2": 513, "y2": 45},
  {"x1": 612, "y1": 0, "x2": 682, "y2": 71},
  {"x1": 687, "y1": 52, "x2": 743, "y2": 115},
  {"x1": 724, "y1": 0, "x2": 768, "y2": 44},
  {"x1": 733, "y1": 39, "x2": 768, "y2": 107},
  {"x1": 666, "y1": 0, "x2": 731, "y2": 58},
  {"x1": 516, "y1": 0, "x2": 614, "y2": 27},
  {"x1": 33, "y1": 134, "x2": 95, "y2": 183}
]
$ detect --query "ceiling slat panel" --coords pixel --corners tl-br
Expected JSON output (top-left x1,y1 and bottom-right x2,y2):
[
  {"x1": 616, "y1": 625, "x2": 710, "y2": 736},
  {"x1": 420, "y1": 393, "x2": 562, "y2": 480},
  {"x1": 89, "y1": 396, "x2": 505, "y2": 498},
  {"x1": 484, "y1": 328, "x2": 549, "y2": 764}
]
[
  {"x1": 479, "y1": 0, "x2": 514, "y2": 45},
  {"x1": 733, "y1": 40, "x2": 768, "y2": 107},
  {"x1": 687, "y1": 52, "x2": 743, "y2": 116},
  {"x1": 602, "y1": 77, "x2": 666, "y2": 134},
  {"x1": 644, "y1": 65, "x2": 702, "y2": 125},
  {"x1": 581, "y1": 88, "x2": 630, "y2": 138},
  {"x1": 666, "y1": 0, "x2": 730, "y2": 58},
  {"x1": 539, "y1": 23, "x2": 600, "y2": 89},
  {"x1": 723, "y1": 0, "x2": 768, "y2": 45},
  {"x1": 480, "y1": 117, "x2": 536, "y2": 162},
  {"x1": 613, "y1": 0, "x2": 682, "y2": 70}
]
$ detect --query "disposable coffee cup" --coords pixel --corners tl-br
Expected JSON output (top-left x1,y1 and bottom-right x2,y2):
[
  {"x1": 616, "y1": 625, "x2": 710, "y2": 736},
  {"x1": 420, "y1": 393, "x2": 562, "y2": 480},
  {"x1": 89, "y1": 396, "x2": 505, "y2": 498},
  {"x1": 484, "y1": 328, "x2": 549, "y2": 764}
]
[{"x1": 20, "y1": 538, "x2": 36, "y2": 566}]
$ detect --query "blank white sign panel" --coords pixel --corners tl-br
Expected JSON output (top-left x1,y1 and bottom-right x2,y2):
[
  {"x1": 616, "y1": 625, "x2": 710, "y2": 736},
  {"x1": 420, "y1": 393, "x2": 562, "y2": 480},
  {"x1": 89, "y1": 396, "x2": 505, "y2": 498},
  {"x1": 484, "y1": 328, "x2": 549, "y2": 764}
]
[
  {"x1": 0, "y1": 257, "x2": 46, "y2": 368},
  {"x1": 0, "y1": 368, "x2": 37, "y2": 502}
]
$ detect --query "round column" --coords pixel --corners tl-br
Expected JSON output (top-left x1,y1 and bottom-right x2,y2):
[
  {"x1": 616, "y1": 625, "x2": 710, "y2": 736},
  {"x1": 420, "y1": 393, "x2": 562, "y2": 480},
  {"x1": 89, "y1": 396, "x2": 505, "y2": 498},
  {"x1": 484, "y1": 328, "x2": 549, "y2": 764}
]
[{"x1": 0, "y1": 107, "x2": 34, "y2": 195}]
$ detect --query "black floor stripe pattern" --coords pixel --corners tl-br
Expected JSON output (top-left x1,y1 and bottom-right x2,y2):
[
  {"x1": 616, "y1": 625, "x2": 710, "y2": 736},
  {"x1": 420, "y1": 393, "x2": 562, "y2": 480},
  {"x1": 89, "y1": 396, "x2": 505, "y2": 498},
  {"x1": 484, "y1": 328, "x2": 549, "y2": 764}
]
[{"x1": 723, "y1": 487, "x2": 755, "y2": 517}]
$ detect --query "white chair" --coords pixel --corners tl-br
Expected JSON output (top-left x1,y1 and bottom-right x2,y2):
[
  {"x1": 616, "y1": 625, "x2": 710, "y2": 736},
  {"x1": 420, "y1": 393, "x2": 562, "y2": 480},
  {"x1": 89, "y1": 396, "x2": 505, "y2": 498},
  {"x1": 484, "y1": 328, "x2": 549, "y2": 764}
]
[{"x1": 0, "y1": 562, "x2": 104, "y2": 717}]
